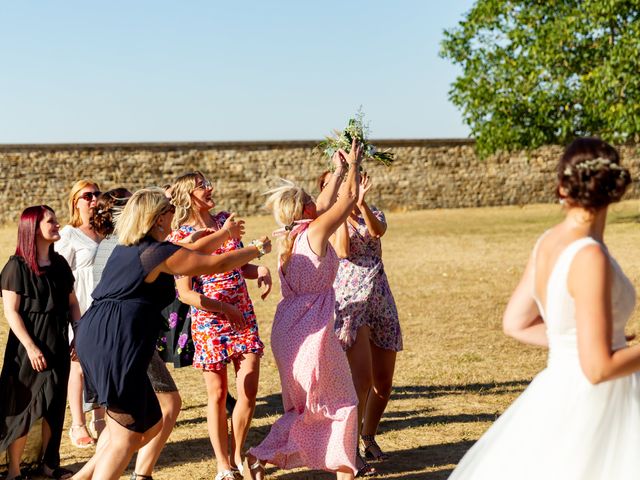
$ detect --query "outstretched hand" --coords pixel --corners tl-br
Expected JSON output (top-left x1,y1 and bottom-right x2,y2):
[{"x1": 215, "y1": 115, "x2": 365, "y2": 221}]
[
  {"x1": 331, "y1": 150, "x2": 347, "y2": 171},
  {"x1": 357, "y1": 172, "x2": 372, "y2": 206},
  {"x1": 222, "y1": 213, "x2": 245, "y2": 240},
  {"x1": 338, "y1": 138, "x2": 363, "y2": 167}
]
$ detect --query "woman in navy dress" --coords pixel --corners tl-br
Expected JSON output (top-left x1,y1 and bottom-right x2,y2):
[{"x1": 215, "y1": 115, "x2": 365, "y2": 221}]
[{"x1": 73, "y1": 187, "x2": 271, "y2": 480}]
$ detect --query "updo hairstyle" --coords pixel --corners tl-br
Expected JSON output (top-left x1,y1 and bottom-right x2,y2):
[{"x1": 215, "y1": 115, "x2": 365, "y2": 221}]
[
  {"x1": 557, "y1": 137, "x2": 631, "y2": 210},
  {"x1": 91, "y1": 188, "x2": 132, "y2": 237}
]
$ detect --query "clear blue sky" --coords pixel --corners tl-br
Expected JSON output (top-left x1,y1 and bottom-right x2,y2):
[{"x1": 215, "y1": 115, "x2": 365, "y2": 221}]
[{"x1": 0, "y1": 1, "x2": 474, "y2": 143}]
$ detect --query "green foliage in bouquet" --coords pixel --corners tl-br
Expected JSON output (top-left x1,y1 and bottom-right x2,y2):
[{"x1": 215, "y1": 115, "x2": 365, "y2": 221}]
[{"x1": 317, "y1": 110, "x2": 395, "y2": 166}]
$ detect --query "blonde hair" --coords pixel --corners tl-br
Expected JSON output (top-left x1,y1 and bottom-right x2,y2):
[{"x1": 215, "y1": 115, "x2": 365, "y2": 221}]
[
  {"x1": 264, "y1": 180, "x2": 309, "y2": 268},
  {"x1": 68, "y1": 179, "x2": 100, "y2": 227},
  {"x1": 115, "y1": 187, "x2": 170, "y2": 245},
  {"x1": 170, "y1": 171, "x2": 204, "y2": 230}
]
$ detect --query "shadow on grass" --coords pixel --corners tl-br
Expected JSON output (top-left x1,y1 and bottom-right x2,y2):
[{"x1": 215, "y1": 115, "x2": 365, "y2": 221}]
[
  {"x1": 271, "y1": 441, "x2": 471, "y2": 479},
  {"x1": 390, "y1": 380, "x2": 530, "y2": 401}
]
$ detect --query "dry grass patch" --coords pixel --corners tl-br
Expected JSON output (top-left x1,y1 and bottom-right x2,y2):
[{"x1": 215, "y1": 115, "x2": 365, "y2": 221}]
[{"x1": 1, "y1": 201, "x2": 640, "y2": 479}]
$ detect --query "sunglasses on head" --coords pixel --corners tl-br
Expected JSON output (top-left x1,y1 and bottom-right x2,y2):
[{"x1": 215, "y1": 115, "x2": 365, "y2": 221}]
[
  {"x1": 194, "y1": 179, "x2": 212, "y2": 191},
  {"x1": 78, "y1": 191, "x2": 101, "y2": 201}
]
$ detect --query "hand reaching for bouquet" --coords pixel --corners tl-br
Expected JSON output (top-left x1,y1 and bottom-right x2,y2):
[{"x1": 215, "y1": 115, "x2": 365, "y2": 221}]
[{"x1": 357, "y1": 172, "x2": 373, "y2": 207}]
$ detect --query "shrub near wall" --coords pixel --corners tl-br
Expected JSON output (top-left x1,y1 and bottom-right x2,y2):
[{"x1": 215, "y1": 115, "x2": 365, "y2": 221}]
[{"x1": 1, "y1": 140, "x2": 639, "y2": 226}]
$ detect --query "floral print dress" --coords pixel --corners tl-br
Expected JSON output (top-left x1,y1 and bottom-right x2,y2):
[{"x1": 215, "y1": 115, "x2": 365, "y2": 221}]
[
  {"x1": 333, "y1": 207, "x2": 402, "y2": 351},
  {"x1": 167, "y1": 212, "x2": 264, "y2": 371}
]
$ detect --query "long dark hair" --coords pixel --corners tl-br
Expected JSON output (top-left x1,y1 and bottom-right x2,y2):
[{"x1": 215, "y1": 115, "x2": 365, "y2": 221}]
[{"x1": 16, "y1": 205, "x2": 56, "y2": 275}]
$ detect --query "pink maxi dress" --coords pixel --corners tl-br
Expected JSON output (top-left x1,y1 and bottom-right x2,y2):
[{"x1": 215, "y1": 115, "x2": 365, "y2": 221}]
[{"x1": 249, "y1": 227, "x2": 358, "y2": 474}]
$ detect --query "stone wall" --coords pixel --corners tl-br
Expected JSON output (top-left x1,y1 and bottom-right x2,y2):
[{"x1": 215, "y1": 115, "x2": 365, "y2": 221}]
[{"x1": 1, "y1": 139, "x2": 639, "y2": 225}]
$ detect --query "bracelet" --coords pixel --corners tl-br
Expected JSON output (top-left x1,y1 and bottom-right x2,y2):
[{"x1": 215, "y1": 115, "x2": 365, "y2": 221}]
[
  {"x1": 249, "y1": 239, "x2": 266, "y2": 258},
  {"x1": 332, "y1": 168, "x2": 345, "y2": 179}
]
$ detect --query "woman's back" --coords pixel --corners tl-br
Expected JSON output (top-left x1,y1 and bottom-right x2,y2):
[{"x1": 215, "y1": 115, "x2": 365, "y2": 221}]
[{"x1": 533, "y1": 232, "x2": 635, "y2": 363}]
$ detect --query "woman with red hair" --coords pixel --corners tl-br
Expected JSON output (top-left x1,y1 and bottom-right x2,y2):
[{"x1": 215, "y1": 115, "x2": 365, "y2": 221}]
[{"x1": 0, "y1": 206, "x2": 81, "y2": 480}]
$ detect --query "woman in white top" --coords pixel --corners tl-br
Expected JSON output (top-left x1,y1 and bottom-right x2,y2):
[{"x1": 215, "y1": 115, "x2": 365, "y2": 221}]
[
  {"x1": 449, "y1": 137, "x2": 640, "y2": 479},
  {"x1": 54, "y1": 179, "x2": 104, "y2": 448}
]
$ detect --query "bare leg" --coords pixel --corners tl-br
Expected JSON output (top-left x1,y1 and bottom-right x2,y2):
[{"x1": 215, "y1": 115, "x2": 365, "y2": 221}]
[
  {"x1": 7, "y1": 435, "x2": 28, "y2": 479},
  {"x1": 91, "y1": 414, "x2": 161, "y2": 480},
  {"x1": 90, "y1": 407, "x2": 107, "y2": 438},
  {"x1": 133, "y1": 391, "x2": 182, "y2": 476},
  {"x1": 361, "y1": 344, "x2": 396, "y2": 436},
  {"x1": 203, "y1": 368, "x2": 232, "y2": 473},
  {"x1": 345, "y1": 325, "x2": 373, "y2": 433},
  {"x1": 68, "y1": 360, "x2": 94, "y2": 446},
  {"x1": 231, "y1": 354, "x2": 260, "y2": 468},
  {"x1": 71, "y1": 427, "x2": 110, "y2": 480},
  {"x1": 336, "y1": 466, "x2": 355, "y2": 480}
]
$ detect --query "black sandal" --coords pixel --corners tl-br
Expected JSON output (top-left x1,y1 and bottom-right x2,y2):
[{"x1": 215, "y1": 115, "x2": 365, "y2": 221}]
[
  {"x1": 40, "y1": 464, "x2": 74, "y2": 480},
  {"x1": 130, "y1": 474, "x2": 154, "y2": 480},
  {"x1": 355, "y1": 451, "x2": 377, "y2": 477},
  {"x1": 361, "y1": 435, "x2": 389, "y2": 461}
]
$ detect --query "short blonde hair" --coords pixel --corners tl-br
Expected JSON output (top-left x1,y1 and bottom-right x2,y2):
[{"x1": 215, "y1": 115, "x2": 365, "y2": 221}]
[
  {"x1": 68, "y1": 180, "x2": 100, "y2": 227},
  {"x1": 169, "y1": 171, "x2": 205, "y2": 230},
  {"x1": 265, "y1": 180, "x2": 309, "y2": 268},
  {"x1": 115, "y1": 187, "x2": 170, "y2": 245}
]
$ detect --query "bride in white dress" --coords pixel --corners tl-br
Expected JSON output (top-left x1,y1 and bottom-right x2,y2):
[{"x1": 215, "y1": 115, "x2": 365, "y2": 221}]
[{"x1": 449, "y1": 137, "x2": 640, "y2": 480}]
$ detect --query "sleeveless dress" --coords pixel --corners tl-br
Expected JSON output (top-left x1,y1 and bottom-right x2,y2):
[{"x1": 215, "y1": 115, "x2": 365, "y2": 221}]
[
  {"x1": 75, "y1": 237, "x2": 180, "y2": 433},
  {"x1": 167, "y1": 212, "x2": 263, "y2": 371},
  {"x1": 55, "y1": 225, "x2": 99, "y2": 315},
  {"x1": 333, "y1": 207, "x2": 402, "y2": 351},
  {"x1": 449, "y1": 237, "x2": 640, "y2": 480},
  {"x1": 0, "y1": 254, "x2": 74, "y2": 468},
  {"x1": 249, "y1": 228, "x2": 358, "y2": 474}
]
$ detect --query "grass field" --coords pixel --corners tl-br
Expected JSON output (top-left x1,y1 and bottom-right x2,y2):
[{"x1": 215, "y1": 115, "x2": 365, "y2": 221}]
[{"x1": 2, "y1": 201, "x2": 640, "y2": 479}]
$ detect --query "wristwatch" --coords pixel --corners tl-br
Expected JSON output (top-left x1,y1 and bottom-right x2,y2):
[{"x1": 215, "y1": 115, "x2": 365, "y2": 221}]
[{"x1": 250, "y1": 239, "x2": 267, "y2": 258}]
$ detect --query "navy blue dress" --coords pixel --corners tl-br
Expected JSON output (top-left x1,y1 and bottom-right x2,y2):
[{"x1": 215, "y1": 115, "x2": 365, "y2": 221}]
[{"x1": 75, "y1": 237, "x2": 180, "y2": 433}]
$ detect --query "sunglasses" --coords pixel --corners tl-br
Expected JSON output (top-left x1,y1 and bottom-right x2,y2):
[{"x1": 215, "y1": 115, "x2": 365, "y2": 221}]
[
  {"x1": 194, "y1": 179, "x2": 212, "y2": 191},
  {"x1": 78, "y1": 191, "x2": 101, "y2": 202}
]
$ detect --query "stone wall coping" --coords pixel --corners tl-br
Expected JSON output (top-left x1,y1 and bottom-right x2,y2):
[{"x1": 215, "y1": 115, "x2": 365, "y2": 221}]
[{"x1": 0, "y1": 138, "x2": 475, "y2": 152}]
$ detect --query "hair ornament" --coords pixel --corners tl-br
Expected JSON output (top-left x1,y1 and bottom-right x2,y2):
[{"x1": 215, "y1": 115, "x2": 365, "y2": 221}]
[
  {"x1": 272, "y1": 219, "x2": 313, "y2": 238},
  {"x1": 563, "y1": 157, "x2": 624, "y2": 177}
]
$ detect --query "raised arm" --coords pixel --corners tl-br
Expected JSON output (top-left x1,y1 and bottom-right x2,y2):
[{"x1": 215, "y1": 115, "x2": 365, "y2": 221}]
[
  {"x1": 155, "y1": 238, "x2": 270, "y2": 280},
  {"x1": 357, "y1": 174, "x2": 387, "y2": 238},
  {"x1": 330, "y1": 222, "x2": 350, "y2": 259},
  {"x1": 571, "y1": 244, "x2": 640, "y2": 384},
  {"x1": 308, "y1": 140, "x2": 362, "y2": 256},
  {"x1": 502, "y1": 252, "x2": 547, "y2": 347},
  {"x1": 316, "y1": 152, "x2": 347, "y2": 215},
  {"x1": 2, "y1": 290, "x2": 48, "y2": 372},
  {"x1": 176, "y1": 214, "x2": 245, "y2": 255}
]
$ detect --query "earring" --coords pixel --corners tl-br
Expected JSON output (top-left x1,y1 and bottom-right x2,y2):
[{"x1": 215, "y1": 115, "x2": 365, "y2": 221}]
[
  {"x1": 158, "y1": 225, "x2": 165, "y2": 233},
  {"x1": 559, "y1": 198, "x2": 565, "y2": 206}
]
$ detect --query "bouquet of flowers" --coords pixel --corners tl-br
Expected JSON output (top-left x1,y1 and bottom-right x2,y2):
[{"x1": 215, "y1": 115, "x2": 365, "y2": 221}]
[{"x1": 317, "y1": 110, "x2": 395, "y2": 166}]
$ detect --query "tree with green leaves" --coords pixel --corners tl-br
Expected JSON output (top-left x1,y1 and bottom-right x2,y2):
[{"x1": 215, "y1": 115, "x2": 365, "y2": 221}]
[{"x1": 440, "y1": 1, "x2": 640, "y2": 156}]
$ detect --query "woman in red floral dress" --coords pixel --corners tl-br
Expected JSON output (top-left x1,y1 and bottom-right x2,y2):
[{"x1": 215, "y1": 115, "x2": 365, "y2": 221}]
[{"x1": 168, "y1": 171, "x2": 271, "y2": 480}]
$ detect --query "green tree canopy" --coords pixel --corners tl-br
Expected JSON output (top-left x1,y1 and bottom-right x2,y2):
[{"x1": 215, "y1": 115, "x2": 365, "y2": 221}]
[{"x1": 440, "y1": 0, "x2": 640, "y2": 156}]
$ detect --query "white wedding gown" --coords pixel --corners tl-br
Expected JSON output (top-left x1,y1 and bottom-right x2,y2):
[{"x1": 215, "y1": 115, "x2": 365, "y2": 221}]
[{"x1": 449, "y1": 237, "x2": 640, "y2": 479}]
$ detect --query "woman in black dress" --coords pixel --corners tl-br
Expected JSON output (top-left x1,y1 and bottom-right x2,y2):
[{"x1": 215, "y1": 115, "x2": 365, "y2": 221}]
[
  {"x1": 73, "y1": 187, "x2": 271, "y2": 480},
  {"x1": 0, "y1": 205, "x2": 81, "y2": 480}
]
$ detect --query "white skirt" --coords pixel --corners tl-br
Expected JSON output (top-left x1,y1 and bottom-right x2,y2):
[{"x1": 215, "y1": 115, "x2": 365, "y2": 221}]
[{"x1": 449, "y1": 360, "x2": 640, "y2": 479}]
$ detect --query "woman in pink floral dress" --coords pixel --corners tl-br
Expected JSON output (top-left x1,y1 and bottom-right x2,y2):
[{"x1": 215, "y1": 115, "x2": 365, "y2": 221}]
[
  {"x1": 247, "y1": 140, "x2": 363, "y2": 480},
  {"x1": 168, "y1": 172, "x2": 272, "y2": 480}
]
